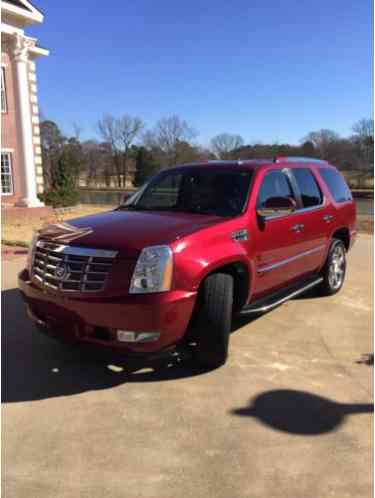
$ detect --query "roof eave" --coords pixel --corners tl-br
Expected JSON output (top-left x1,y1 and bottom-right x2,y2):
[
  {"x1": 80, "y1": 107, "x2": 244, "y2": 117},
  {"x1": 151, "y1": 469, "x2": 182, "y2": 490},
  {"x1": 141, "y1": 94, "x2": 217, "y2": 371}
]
[
  {"x1": 29, "y1": 45, "x2": 49, "y2": 57},
  {"x1": 2, "y1": 1, "x2": 44, "y2": 24}
]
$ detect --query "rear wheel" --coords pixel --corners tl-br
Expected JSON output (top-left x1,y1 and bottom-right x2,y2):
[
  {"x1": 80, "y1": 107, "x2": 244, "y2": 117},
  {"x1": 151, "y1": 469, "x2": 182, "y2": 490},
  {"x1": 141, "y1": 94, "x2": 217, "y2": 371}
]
[
  {"x1": 194, "y1": 273, "x2": 233, "y2": 369},
  {"x1": 319, "y1": 239, "x2": 346, "y2": 295}
]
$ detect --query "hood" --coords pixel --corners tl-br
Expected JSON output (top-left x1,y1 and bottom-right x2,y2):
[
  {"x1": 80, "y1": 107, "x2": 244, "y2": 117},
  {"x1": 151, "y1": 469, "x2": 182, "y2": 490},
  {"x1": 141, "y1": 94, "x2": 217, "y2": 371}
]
[{"x1": 60, "y1": 209, "x2": 224, "y2": 258}]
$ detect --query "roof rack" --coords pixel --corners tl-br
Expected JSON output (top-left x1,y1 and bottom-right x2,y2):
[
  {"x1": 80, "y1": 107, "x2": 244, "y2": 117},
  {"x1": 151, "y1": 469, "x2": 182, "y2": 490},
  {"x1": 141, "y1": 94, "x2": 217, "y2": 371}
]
[{"x1": 273, "y1": 156, "x2": 327, "y2": 164}]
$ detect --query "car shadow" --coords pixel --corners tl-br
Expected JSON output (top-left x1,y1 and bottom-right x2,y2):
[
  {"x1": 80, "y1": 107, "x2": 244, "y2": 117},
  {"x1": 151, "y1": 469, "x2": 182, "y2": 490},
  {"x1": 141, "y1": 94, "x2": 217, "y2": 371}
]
[
  {"x1": 2, "y1": 288, "x2": 214, "y2": 403},
  {"x1": 2, "y1": 287, "x2": 363, "y2": 404},
  {"x1": 230, "y1": 389, "x2": 373, "y2": 435}
]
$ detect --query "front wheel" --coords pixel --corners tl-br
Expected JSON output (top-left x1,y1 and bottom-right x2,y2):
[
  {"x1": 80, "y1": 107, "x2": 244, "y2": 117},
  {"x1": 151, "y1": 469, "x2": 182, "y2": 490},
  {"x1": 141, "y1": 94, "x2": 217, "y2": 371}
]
[
  {"x1": 319, "y1": 239, "x2": 347, "y2": 296},
  {"x1": 194, "y1": 273, "x2": 233, "y2": 369}
]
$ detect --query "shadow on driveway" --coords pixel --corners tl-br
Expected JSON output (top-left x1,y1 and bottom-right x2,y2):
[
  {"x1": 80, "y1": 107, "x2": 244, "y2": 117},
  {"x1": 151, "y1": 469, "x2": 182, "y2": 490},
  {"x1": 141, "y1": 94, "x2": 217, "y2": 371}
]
[
  {"x1": 4, "y1": 284, "x2": 372, "y2": 439},
  {"x1": 231, "y1": 389, "x2": 373, "y2": 435},
  {"x1": 2, "y1": 285, "x2": 268, "y2": 404},
  {"x1": 2, "y1": 288, "x2": 215, "y2": 403}
]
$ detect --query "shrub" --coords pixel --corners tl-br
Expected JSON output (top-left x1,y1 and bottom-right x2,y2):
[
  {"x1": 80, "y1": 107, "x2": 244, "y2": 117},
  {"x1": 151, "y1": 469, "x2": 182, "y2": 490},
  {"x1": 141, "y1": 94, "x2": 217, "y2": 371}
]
[
  {"x1": 39, "y1": 187, "x2": 80, "y2": 208},
  {"x1": 39, "y1": 148, "x2": 80, "y2": 208}
]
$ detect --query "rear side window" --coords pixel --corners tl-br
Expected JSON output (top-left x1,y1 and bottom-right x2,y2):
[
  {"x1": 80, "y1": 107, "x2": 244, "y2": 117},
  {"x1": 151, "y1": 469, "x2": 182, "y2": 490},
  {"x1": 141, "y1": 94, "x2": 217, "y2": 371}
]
[
  {"x1": 257, "y1": 170, "x2": 295, "y2": 208},
  {"x1": 292, "y1": 168, "x2": 323, "y2": 208},
  {"x1": 319, "y1": 168, "x2": 352, "y2": 203}
]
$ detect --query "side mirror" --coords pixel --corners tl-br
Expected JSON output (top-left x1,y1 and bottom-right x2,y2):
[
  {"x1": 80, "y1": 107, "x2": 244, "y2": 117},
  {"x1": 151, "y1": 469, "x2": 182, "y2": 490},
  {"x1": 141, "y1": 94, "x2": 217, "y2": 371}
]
[{"x1": 257, "y1": 196, "x2": 296, "y2": 218}]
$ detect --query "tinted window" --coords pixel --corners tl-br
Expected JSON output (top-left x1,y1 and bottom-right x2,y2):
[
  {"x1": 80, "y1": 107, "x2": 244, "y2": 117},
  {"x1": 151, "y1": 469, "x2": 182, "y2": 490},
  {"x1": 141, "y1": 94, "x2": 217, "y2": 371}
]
[
  {"x1": 319, "y1": 168, "x2": 352, "y2": 203},
  {"x1": 292, "y1": 168, "x2": 323, "y2": 208},
  {"x1": 257, "y1": 170, "x2": 295, "y2": 208},
  {"x1": 127, "y1": 168, "x2": 253, "y2": 217},
  {"x1": 137, "y1": 172, "x2": 183, "y2": 209}
]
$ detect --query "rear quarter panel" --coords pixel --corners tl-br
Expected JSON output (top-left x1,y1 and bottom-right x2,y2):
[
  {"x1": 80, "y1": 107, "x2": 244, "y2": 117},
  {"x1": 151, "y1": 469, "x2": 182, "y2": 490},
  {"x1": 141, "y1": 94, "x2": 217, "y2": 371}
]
[{"x1": 314, "y1": 167, "x2": 357, "y2": 254}]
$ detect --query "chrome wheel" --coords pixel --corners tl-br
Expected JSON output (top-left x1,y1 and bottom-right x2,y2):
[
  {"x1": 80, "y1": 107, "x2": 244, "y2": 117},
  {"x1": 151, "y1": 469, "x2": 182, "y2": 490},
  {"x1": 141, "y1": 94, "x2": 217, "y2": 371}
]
[{"x1": 328, "y1": 245, "x2": 346, "y2": 290}]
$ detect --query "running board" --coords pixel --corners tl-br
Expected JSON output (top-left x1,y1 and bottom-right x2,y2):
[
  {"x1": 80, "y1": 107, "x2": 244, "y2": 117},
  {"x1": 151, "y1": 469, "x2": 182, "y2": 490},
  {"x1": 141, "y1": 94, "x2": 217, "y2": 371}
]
[{"x1": 240, "y1": 275, "x2": 323, "y2": 315}]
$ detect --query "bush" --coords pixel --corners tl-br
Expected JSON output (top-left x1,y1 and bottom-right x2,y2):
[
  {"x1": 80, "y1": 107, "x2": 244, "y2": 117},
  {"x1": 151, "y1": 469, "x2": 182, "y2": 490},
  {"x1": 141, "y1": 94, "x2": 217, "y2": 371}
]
[
  {"x1": 39, "y1": 148, "x2": 81, "y2": 207},
  {"x1": 39, "y1": 187, "x2": 80, "y2": 208}
]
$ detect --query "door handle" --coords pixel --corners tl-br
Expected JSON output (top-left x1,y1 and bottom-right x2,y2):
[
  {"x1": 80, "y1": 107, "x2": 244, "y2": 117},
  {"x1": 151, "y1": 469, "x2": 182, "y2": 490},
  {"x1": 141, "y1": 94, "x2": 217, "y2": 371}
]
[
  {"x1": 291, "y1": 224, "x2": 304, "y2": 232},
  {"x1": 323, "y1": 214, "x2": 333, "y2": 222}
]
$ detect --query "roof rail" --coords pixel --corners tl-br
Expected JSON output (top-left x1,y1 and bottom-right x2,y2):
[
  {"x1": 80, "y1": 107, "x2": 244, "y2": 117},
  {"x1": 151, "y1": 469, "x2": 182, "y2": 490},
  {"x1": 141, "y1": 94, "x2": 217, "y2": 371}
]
[{"x1": 273, "y1": 156, "x2": 327, "y2": 164}]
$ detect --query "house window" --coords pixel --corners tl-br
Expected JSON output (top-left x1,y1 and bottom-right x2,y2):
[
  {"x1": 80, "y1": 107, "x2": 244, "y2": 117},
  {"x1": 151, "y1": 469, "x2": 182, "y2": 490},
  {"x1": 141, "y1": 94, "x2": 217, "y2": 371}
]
[
  {"x1": 1, "y1": 152, "x2": 13, "y2": 195},
  {"x1": 1, "y1": 68, "x2": 7, "y2": 113}
]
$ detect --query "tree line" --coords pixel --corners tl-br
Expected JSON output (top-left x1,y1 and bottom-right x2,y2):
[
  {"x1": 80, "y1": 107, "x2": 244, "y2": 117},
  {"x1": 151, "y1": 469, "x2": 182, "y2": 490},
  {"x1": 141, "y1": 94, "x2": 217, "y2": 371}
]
[{"x1": 39, "y1": 115, "x2": 373, "y2": 206}]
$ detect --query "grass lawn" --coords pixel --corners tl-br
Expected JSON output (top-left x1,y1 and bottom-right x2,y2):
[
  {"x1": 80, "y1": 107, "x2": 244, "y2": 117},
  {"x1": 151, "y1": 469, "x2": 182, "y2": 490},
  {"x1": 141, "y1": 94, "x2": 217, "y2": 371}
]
[{"x1": 2, "y1": 204, "x2": 115, "y2": 247}]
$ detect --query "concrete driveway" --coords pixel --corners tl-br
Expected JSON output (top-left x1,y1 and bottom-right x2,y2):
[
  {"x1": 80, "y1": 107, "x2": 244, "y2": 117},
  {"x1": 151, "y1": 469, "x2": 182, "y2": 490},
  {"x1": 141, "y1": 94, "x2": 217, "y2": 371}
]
[{"x1": 2, "y1": 235, "x2": 373, "y2": 498}]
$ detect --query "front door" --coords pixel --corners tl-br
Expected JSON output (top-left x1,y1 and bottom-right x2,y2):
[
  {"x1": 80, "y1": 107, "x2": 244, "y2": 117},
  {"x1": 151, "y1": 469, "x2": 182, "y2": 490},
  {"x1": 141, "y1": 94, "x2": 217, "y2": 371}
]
[{"x1": 251, "y1": 168, "x2": 307, "y2": 298}]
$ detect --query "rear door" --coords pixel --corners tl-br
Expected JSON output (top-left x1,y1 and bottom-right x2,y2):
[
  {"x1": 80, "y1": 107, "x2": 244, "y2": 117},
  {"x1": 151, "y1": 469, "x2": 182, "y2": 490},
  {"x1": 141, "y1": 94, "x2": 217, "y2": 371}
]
[
  {"x1": 252, "y1": 168, "x2": 309, "y2": 297},
  {"x1": 288, "y1": 167, "x2": 330, "y2": 275}
]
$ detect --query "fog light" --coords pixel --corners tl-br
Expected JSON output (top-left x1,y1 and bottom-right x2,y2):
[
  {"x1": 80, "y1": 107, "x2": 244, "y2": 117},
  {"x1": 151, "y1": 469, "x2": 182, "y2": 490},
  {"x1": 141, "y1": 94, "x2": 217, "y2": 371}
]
[{"x1": 117, "y1": 330, "x2": 160, "y2": 343}]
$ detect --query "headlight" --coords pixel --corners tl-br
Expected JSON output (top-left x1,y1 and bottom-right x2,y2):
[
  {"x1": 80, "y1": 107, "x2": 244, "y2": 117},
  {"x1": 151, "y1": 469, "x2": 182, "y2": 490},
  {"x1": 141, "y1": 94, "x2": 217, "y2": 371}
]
[
  {"x1": 27, "y1": 233, "x2": 38, "y2": 272},
  {"x1": 129, "y1": 245, "x2": 173, "y2": 294}
]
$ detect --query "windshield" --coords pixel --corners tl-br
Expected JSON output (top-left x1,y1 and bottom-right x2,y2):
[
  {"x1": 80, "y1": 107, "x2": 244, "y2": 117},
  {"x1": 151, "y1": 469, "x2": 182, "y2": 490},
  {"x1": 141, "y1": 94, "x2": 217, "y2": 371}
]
[{"x1": 122, "y1": 167, "x2": 253, "y2": 217}]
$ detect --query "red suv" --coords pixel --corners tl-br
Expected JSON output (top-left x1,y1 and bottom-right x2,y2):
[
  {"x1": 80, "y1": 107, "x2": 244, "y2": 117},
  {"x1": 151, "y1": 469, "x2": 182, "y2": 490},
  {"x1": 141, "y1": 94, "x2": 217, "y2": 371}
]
[{"x1": 19, "y1": 157, "x2": 356, "y2": 368}]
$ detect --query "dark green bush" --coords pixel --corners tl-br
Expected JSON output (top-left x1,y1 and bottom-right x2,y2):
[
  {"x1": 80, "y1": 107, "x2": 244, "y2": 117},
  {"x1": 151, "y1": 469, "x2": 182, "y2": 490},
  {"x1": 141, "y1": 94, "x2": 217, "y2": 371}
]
[
  {"x1": 39, "y1": 188, "x2": 80, "y2": 208},
  {"x1": 39, "y1": 147, "x2": 80, "y2": 208}
]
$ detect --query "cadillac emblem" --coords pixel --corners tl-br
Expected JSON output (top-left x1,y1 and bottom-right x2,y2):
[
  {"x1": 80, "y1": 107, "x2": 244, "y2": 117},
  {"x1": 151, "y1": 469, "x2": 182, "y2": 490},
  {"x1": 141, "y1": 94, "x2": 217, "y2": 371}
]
[{"x1": 55, "y1": 262, "x2": 69, "y2": 280}]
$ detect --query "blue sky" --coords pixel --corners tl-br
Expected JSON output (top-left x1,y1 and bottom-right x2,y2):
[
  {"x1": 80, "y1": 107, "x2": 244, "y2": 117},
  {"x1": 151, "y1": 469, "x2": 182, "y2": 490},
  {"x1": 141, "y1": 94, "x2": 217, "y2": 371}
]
[{"x1": 29, "y1": 0, "x2": 373, "y2": 146}]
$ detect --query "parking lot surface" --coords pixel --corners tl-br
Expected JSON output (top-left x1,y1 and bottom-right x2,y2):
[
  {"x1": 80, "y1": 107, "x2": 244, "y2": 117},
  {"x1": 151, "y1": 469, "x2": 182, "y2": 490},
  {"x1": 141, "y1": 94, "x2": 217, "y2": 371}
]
[{"x1": 2, "y1": 235, "x2": 373, "y2": 498}]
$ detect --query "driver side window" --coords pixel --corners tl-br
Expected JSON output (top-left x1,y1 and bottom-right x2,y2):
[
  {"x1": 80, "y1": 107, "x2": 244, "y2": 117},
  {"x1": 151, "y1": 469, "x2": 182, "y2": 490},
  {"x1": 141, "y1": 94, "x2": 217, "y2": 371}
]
[{"x1": 257, "y1": 170, "x2": 296, "y2": 214}]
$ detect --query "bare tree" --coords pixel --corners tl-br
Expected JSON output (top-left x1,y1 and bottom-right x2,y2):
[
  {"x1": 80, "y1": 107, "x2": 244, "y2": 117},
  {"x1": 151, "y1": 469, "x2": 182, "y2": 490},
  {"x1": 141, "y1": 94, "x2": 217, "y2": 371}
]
[
  {"x1": 352, "y1": 118, "x2": 374, "y2": 139},
  {"x1": 97, "y1": 114, "x2": 144, "y2": 187},
  {"x1": 210, "y1": 133, "x2": 244, "y2": 159},
  {"x1": 97, "y1": 114, "x2": 120, "y2": 186},
  {"x1": 302, "y1": 129, "x2": 340, "y2": 158},
  {"x1": 72, "y1": 122, "x2": 83, "y2": 141},
  {"x1": 352, "y1": 118, "x2": 374, "y2": 169},
  {"x1": 117, "y1": 115, "x2": 144, "y2": 185},
  {"x1": 143, "y1": 115, "x2": 197, "y2": 166},
  {"x1": 80, "y1": 140, "x2": 113, "y2": 187}
]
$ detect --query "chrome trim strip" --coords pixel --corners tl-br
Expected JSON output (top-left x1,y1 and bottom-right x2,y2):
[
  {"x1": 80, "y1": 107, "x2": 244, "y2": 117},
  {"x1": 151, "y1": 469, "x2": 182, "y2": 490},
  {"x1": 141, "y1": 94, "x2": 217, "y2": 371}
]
[
  {"x1": 257, "y1": 245, "x2": 326, "y2": 274},
  {"x1": 274, "y1": 157, "x2": 327, "y2": 164},
  {"x1": 241, "y1": 277, "x2": 324, "y2": 314},
  {"x1": 263, "y1": 199, "x2": 326, "y2": 221},
  {"x1": 36, "y1": 241, "x2": 118, "y2": 258}
]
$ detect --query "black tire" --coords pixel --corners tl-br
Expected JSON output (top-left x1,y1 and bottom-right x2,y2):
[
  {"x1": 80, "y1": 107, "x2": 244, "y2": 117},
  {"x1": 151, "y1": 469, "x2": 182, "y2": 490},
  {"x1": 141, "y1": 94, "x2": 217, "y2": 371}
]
[
  {"x1": 319, "y1": 239, "x2": 347, "y2": 296},
  {"x1": 194, "y1": 273, "x2": 233, "y2": 369}
]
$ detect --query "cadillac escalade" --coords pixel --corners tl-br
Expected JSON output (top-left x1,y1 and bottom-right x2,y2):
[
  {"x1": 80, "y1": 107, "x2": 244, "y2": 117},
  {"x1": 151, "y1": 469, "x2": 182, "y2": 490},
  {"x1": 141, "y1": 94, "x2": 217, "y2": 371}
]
[{"x1": 19, "y1": 157, "x2": 356, "y2": 368}]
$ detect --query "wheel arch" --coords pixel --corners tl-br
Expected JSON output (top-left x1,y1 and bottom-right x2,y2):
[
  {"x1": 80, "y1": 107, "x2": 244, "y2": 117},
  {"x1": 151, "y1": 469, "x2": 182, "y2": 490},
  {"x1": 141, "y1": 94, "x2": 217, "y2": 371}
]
[
  {"x1": 331, "y1": 226, "x2": 351, "y2": 251},
  {"x1": 197, "y1": 259, "x2": 253, "y2": 313}
]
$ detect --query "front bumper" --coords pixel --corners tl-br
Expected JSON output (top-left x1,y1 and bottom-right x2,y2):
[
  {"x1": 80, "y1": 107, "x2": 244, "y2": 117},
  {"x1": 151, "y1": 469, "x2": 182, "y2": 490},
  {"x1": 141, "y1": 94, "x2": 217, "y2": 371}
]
[{"x1": 18, "y1": 269, "x2": 197, "y2": 354}]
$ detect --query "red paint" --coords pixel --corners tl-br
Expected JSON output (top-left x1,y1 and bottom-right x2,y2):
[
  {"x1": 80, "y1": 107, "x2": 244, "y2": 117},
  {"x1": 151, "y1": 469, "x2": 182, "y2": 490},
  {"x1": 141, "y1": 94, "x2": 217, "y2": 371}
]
[{"x1": 18, "y1": 159, "x2": 356, "y2": 354}]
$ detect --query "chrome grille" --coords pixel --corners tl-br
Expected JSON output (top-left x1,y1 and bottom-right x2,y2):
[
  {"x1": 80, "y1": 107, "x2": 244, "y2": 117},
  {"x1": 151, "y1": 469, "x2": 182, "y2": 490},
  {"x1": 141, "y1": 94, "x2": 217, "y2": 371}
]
[{"x1": 32, "y1": 240, "x2": 117, "y2": 293}]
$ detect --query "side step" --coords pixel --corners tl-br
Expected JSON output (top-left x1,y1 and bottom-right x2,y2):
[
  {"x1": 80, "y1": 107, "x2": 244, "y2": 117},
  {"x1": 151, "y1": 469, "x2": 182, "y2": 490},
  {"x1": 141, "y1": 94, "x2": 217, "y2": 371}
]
[{"x1": 240, "y1": 275, "x2": 323, "y2": 315}]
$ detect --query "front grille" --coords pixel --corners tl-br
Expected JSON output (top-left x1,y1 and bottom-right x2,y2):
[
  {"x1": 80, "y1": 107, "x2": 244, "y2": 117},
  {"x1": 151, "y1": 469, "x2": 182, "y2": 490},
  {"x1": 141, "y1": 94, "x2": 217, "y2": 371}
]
[{"x1": 32, "y1": 240, "x2": 117, "y2": 293}]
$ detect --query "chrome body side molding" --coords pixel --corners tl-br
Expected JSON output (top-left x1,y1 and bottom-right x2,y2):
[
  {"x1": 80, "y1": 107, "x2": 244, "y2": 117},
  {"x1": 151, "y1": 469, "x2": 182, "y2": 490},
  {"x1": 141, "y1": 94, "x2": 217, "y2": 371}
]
[{"x1": 257, "y1": 245, "x2": 326, "y2": 274}]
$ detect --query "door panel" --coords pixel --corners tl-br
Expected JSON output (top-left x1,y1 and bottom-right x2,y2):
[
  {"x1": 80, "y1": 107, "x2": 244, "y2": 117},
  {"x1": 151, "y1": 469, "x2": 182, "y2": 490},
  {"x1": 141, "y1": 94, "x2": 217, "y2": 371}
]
[
  {"x1": 252, "y1": 168, "x2": 304, "y2": 298},
  {"x1": 253, "y1": 214, "x2": 309, "y2": 297},
  {"x1": 289, "y1": 168, "x2": 331, "y2": 275}
]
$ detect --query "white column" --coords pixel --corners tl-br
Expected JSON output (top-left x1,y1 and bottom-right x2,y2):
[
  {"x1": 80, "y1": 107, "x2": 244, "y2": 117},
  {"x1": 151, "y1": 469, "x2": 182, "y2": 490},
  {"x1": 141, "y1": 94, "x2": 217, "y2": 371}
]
[{"x1": 13, "y1": 35, "x2": 43, "y2": 207}]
